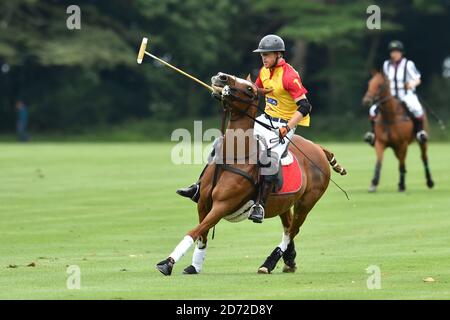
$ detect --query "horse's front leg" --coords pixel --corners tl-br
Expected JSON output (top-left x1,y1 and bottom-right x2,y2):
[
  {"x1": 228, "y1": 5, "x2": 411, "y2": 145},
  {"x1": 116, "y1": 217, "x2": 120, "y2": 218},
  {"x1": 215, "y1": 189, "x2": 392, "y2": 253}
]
[
  {"x1": 258, "y1": 209, "x2": 293, "y2": 274},
  {"x1": 183, "y1": 232, "x2": 208, "y2": 275},
  {"x1": 155, "y1": 201, "x2": 229, "y2": 276},
  {"x1": 369, "y1": 141, "x2": 385, "y2": 192},
  {"x1": 183, "y1": 199, "x2": 210, "y2": 275},
  {"x1": 394, "y1": 144, "x2": 408, "y2": 192},
  {"x1": 420, "y1": 141, "x2": 434, "y2": 188}
]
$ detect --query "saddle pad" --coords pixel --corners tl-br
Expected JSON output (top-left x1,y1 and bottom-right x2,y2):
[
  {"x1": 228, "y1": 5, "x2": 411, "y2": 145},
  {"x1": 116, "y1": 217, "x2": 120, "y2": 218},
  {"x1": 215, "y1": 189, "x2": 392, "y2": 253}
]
[
  {"x1": 277, "y1": 153, "x2": 302, "y2": 194},
  {"x1": 280, "y1": 150, "x2": 294, "y2": 165}
]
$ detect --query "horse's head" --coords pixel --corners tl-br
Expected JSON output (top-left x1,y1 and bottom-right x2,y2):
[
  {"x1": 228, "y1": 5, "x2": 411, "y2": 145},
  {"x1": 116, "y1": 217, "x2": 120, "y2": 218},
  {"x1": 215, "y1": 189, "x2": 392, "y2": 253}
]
[
  {"x1": 211, "y1": 72, "x2": 259, "y2": 117},
  {"x1": 362, "y1": 71, "x2": 391, "y2": 108}
]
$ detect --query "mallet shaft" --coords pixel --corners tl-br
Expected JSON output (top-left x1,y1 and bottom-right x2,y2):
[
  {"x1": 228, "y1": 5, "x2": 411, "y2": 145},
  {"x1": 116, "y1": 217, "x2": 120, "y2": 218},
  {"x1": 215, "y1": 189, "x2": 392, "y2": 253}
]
[{"x1": 144, "y1": 51, "x2": 213, "y2": 92}]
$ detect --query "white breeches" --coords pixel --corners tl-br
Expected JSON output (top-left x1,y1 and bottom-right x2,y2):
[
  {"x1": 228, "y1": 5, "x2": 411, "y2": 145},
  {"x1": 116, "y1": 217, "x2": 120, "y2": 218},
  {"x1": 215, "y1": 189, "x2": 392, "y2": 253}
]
[
  {"x1": 253, "y1": 114, "x2": 295, "y2": 176},
  {"x1": 369, "y1": 93, "x2": 424, "y2": 118}
]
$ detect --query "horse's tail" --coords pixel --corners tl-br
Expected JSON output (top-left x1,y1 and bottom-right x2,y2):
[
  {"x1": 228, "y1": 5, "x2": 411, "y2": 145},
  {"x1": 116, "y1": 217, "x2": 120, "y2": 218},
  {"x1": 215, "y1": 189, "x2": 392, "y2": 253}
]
[{"x1": 320, "y1": 146, "x2": 347, "y2": 176}]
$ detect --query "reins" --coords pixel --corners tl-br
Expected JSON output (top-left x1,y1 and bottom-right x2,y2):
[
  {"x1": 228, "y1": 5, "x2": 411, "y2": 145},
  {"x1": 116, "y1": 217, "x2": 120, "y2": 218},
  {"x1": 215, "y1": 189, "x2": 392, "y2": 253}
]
[{"x1": 214, "y1": 80, "x2": 349, "y2": 200}]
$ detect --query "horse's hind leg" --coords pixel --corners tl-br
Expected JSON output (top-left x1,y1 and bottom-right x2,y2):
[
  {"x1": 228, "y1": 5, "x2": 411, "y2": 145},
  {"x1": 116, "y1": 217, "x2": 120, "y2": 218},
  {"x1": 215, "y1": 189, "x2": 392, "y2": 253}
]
[
  {"x1": 285, "y1": 190, "x2": 325, "y2": 272},
  {"x1": 279, "y1": 210, "x2": 297, "y2": 273},
  {"x1": 419, "y1": 142, "x2": 434, "y2": 188},
  {"x1": 258, "y1": 189, "x2": 323, "y2": 274},
  {"x1": 257, "y1": 209, "x2": 292, "y2": 274},
  {"x1": 282, "y1": 241, "x2": 297, "y2": 273}
]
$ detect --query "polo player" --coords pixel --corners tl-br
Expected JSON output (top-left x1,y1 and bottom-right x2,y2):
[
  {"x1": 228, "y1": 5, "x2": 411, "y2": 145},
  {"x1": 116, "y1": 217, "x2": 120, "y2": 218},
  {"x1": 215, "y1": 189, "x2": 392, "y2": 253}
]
[
  {"x1": 176, "y1": 35, "x2": 313, "y2": 224},
  {"x1": 364, "y1": 40, "x2": 427, "y2": 146}
]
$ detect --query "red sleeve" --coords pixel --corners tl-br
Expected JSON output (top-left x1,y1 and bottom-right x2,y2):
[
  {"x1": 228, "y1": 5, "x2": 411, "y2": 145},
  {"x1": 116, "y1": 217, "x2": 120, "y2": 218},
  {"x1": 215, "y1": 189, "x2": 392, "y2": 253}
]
[
  {"x1": 282, "y1": 65, "x2": 308, "y2": 99},
  {"x1": 255, "y1": 69, "x2": 263, "y2": 88}
]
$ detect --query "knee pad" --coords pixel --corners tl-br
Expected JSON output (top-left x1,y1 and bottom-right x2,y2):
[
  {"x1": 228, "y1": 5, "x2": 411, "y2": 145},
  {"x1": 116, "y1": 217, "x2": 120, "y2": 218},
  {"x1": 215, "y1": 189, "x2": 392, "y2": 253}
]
[
  {"x1": 260, "y1": 150, "x2": 279, "y2": 176},
  {"x1": 263, "y1": 173, "x2": 278, "y2": 182},
  {"x1": 208, "y1": 136, "x2": 224, "y2": 164},
  {"x1": 369, "y1": 105, "x2": 378, "y2": 118}
]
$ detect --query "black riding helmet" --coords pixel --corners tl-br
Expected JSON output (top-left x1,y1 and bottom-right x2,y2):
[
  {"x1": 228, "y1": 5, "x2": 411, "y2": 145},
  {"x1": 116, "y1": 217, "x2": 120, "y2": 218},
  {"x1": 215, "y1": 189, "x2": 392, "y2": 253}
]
[
  {"x1": 253, "y1": 35, "x2": 285, "y2": 53},
  {"x1": 388, "y1": 40, "x2": 404, "y2": 53}
]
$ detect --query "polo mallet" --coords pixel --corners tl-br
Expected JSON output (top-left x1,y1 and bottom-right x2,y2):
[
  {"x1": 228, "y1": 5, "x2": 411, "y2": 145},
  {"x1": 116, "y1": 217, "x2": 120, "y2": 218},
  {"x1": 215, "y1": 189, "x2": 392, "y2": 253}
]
[
  {"x1": 418, "y1": 95, "x2": 446, "y2": 130},
  {"x1": 137, "y1": 37, "x2": 214, "y2": 92}
]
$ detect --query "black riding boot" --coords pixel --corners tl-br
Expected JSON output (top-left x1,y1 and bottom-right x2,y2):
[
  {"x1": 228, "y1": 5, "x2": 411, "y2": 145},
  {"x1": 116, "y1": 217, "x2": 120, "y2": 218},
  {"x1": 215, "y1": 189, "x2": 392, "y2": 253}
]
[
  {"x1": 176, "y1": 141, "x2": 220, "y2": 203},
  {"x1": 176, "y1": 163, "x2": 210, "y2": 203},
  {"x1": 248, "y1": 176, "x2": 275, "y2": 224},
  {"x1": 176, "y1": 183, "x2": 200, "y2": 202}
]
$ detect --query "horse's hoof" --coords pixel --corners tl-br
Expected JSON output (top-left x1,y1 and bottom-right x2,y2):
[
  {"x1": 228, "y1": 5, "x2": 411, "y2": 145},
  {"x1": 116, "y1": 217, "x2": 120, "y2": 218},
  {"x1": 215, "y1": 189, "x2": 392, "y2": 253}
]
[
  {"x1": 398, "y1": 185, "x2": 406, "y2": 192},
  {"x1": 282, "y1": 264, "x2": 297, "y2": 273},
  {"x1": 258, "y1": 267, "x2": 270, "y2": 274},
  {"x1": 427, "y1": 180, "x2": 434, "y2": 189},
  {"x1": 183, "y1": 265, "x2": 198, "y2": 275},
  {"x1": 368, "y1": 185, "x2": 377, "y2": 193},
  {"x1": 156, "y1": 258, "x2": 174, "y2": 276}
]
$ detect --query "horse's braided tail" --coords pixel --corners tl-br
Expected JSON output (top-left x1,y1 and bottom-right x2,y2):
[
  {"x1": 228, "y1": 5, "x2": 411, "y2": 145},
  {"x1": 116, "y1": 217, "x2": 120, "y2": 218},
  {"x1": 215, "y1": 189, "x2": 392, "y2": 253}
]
[{"x1": 320, "y1": 146, "x2": 347, "y2": 176}]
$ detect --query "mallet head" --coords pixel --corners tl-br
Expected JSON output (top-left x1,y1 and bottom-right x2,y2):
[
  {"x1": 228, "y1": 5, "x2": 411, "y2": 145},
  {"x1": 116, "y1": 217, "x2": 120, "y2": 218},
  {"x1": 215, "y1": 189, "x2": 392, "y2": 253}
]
[{"x1": 137, "y1": 37, "x2": 148, "y2": 64}]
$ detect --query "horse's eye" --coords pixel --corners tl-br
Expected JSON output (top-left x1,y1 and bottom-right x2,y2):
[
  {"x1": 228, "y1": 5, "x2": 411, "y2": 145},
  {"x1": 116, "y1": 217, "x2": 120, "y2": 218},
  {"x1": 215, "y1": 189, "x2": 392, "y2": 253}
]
[{"x1": 247, "y1": 86, "x2": 253, "y2": 92}]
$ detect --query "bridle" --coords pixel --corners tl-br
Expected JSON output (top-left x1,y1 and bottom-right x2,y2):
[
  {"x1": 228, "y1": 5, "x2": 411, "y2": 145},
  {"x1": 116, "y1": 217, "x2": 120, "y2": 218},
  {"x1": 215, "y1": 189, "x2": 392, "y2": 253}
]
[
  {"x1": 208, "y1": 74, "x2": 350, "y2": 208},
  {"x1": 214, "y1": 76, "x2": 276, "y2": 132},
  {"x1": 364, "y1": 81, "x2": 392, "y2": 108},
  {"x1": 218, "y1": 77, "x2": 259, "y2": 118},
  {"x1": 364, "y1": 75, "x2": 409, "y2": 123}
]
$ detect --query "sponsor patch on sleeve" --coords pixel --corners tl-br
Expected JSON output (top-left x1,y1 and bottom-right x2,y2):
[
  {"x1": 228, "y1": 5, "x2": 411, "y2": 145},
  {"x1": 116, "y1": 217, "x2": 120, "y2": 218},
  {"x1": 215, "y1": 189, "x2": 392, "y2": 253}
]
[{"x1": 266, "y1": 97, "x2": 278, "y2": 106}]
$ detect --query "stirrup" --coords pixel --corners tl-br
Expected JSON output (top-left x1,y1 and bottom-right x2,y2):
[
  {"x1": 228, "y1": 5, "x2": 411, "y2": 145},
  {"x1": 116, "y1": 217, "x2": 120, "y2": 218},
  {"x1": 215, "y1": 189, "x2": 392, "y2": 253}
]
[
  {"x1": 248, "y1": 204, "x2": 264, "y2": 223},
  {"x1": 176, "y1": 183, "x2": 200, "y2": 202}
]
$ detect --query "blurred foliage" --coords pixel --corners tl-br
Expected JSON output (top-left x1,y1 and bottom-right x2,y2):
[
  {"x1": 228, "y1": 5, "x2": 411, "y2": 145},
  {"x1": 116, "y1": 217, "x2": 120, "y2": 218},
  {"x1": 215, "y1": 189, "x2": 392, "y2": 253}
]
[
  {"x1": 0, "y1": 0, "x2": 449, "y2": 139},
  {"x1": 254, "y1": 0, "x2": 401, "y2": 44}
]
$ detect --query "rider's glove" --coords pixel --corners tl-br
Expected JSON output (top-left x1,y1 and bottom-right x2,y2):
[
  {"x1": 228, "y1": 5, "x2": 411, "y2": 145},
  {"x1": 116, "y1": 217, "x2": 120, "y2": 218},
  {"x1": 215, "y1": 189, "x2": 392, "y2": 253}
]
[{"x1": 278, "y1": 125, "x2": 290, "y2": 139}]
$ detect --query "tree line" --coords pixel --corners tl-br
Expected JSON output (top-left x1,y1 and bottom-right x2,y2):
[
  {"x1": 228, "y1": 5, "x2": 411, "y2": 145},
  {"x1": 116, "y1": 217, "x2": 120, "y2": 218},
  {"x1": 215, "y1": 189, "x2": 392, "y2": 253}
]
[{"x1": 0, "y1": 0, "x2": 449, "y2": 135}]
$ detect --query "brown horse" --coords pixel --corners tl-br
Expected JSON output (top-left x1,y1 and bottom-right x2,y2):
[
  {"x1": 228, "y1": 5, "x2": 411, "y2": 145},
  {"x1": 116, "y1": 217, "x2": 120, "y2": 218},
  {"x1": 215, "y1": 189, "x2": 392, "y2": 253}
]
[
  {"x1": 362, "y1": 71, "x2": 434, "y2": 192},
  {"x1": 156, "y1": 73, "x2": 347, "y2": 276}
]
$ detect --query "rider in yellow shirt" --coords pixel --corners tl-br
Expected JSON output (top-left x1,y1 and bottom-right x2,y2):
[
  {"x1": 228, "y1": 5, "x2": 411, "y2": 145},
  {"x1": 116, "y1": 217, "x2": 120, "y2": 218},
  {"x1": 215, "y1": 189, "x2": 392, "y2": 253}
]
[
  {"x1": 249, "y1": 35, "x2": 312, "y2": 223},
  {"x1": 177, "y1": 35, "x2": 313, "y2": 224}
]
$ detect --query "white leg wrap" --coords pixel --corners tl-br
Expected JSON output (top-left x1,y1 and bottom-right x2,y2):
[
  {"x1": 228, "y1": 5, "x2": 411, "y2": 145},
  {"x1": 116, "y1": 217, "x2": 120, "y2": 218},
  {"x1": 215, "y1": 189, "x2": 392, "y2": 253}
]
[
  {"x1": 169, "y1": 235, "x2": 194, "y2": 263},
  {"x1": 192, "y1": 245, "x2": 207, "y2": 273},
  {"x1": 278, "y1": 232, "x2": 291, "y2": 252}
]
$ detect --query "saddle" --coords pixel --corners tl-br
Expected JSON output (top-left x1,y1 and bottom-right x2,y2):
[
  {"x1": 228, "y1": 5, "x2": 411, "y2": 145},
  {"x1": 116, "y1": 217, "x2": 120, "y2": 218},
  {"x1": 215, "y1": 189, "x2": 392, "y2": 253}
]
[
  {"x1": 275, "y1": 147, "x2": 291, "y2": 191},
  {"x1": 258, "y1": 141, "x2": 302, "y2": 195},
  {"x1": 223, "y1": 141, "x2": 303, "y2": 223}
]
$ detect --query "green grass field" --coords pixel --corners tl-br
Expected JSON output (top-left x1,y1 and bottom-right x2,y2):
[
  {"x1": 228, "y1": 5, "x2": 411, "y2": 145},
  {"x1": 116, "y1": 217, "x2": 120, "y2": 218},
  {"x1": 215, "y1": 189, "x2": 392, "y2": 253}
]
[{"x1": 1, "y1": 142, "x2": 449, "y2": 299}]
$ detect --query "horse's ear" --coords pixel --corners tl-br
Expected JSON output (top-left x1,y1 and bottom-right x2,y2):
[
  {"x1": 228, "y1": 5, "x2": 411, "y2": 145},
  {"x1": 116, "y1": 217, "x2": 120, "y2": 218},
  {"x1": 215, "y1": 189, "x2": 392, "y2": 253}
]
[
  {"x1": 246, "y1": 73, "x2": 253, "y2": 83},
  {"x1": 369, "y1": 63, "x2": 383, "y2": 76}
]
